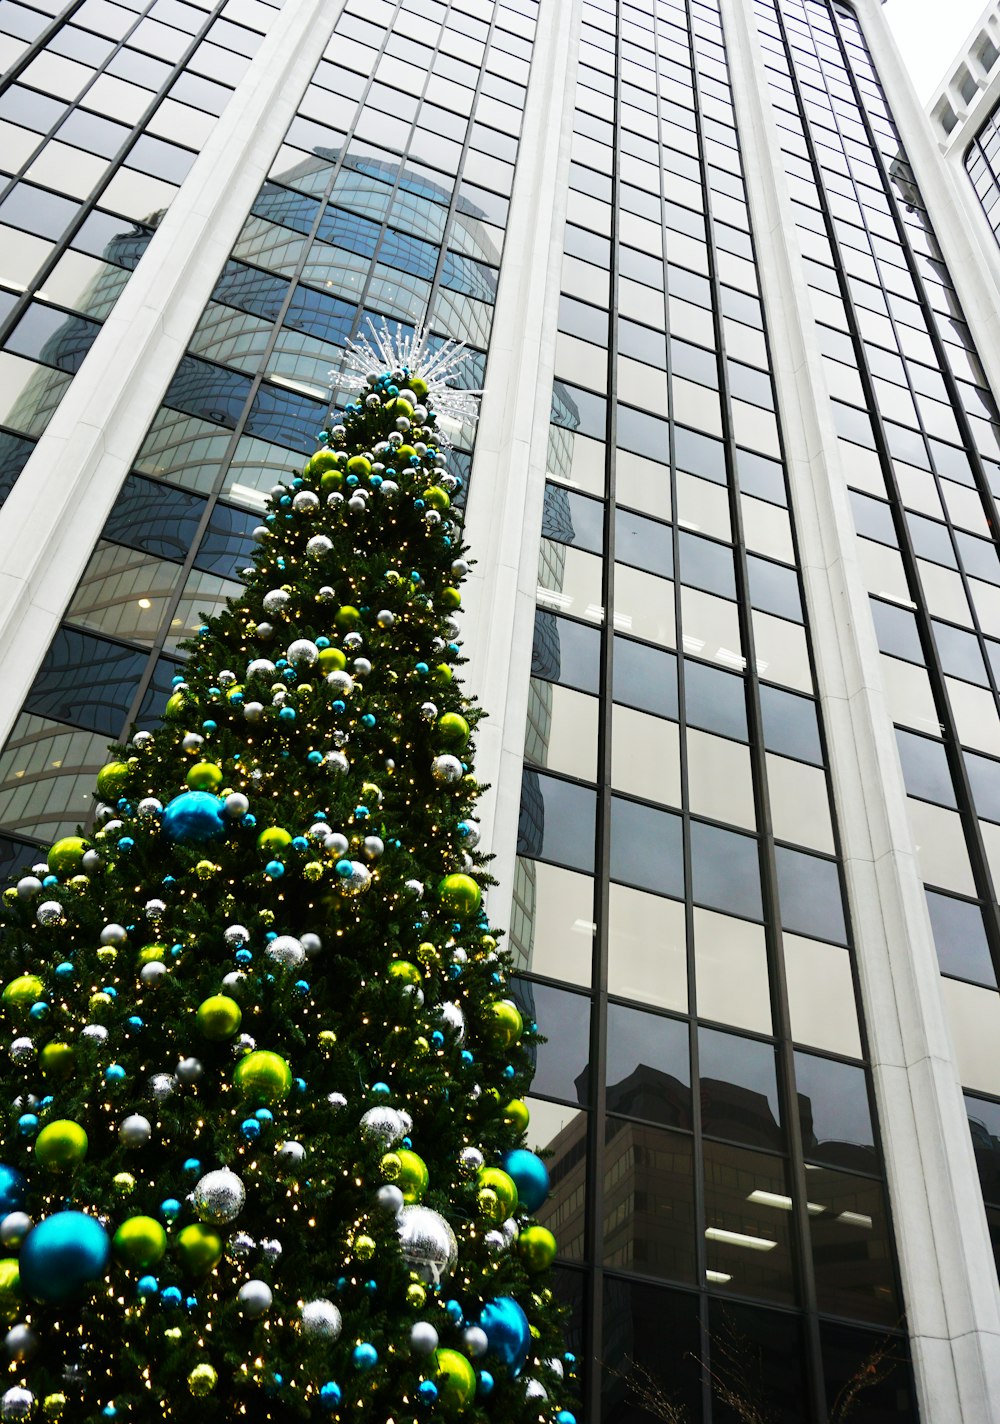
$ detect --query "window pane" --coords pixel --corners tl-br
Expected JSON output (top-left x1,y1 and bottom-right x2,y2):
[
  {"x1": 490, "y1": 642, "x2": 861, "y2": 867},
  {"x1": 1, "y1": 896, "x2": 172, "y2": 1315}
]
[
  {"x1": 517, "y1": 769, "x2": 596, "y2": 872},
  {"x1": 704, "y1": 1143, "x2": 797, "y2": 1305},
  {"x1": 808, "y1": 1170, "x2": 900, "y2": 1326},
  {"x1": 532, "y1": 610, "x2": 601, "y2": 694},
  {"x1": 509, "y1": 857, "x2": 593, "y2": 987},
  {"x1": 610, "y1": 797, "x2": 684, "y2": 898},
  {"x1": 926, "y1": 889, "x2": 996, "y2": 987},
  {"x1": 603, "y1": 1120, "x2": 696, "y2": 1283},
  {"x1": 607, "y1": 882, "x2": 687, "y2": 1013},
  {"x1": 606, "y1": 1002, "x2": 691, "y2": 1128},
  {"x1": 699, "y1": 1026, "x2": 782, "y2": 1151},
  {"x1": 512, "y1": 978, "x2": 591, "y2": 1104},
  {"x1": 775, "y1": 846, "x2": 846, "y2": 944},
  {"x1": 794, "y1": 1051, "x2": 877, "y2": 1173},
  {"x1": 690, "y1": 820, "x2": 762, "y2": 920}
]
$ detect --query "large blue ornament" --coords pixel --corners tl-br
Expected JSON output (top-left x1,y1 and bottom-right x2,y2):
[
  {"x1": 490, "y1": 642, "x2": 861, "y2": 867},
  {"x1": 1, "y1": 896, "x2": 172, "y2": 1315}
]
[
  {"x1": 20, "y1": 1212, "x2": 110, "y2": 1302},
  {"x1": 502, "y1": 1149, "x2": 550, "y2": 1213},
  {"x1": 480, "y1": 1297, "x2": 531, "y2": 1375},
  {"x1": 161, "y1": 791, "x2": 226, "y2": 843},
  {"x1": 0, "y1": 1165, "x2": 25, "y2": 1215}
]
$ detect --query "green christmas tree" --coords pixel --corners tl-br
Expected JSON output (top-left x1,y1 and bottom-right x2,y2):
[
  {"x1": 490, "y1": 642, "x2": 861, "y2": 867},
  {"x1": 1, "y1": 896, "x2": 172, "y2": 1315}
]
[{"x1": 0, "y1": 325, "x2": 576, "y2": 1424}]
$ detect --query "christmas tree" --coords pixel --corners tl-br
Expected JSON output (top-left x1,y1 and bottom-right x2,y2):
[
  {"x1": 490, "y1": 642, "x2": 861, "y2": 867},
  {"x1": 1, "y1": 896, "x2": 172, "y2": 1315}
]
[{"x1": 0, "y1": 325, "x2": 576, "y2": 1424}]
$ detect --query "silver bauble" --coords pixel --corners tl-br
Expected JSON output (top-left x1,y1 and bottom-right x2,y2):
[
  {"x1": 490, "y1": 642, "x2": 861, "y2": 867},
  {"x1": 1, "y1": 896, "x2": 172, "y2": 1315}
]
[
  {"x1": 243, "y1": 701, "x2": 264, "y2": 722},
  {"x1": 363, "y1": 836, "x2": 384, "y2": 860},
  {"x1": 119, "y1": 1114, "x2": 151, "y2": 1146},
  {"x1": 376, "y1": 1184, "x2": 404, "y2": 1214},
  {"x1": 524, "y1": 1380, "x2": 548, "y2": 1401},
  {"x1": 502, "y1": 1217, "x2": 520, "y2": 1243},
  {"x1": 252, "y1": 525, "x2": 269, "y2": 543},
  {"x1": 396, "y1": 1205, "x2": 458, "y2": 1285},
  {"x1": 0, "y1": 1214, "x2": 31, "y2": 1248},
  {"x1": 266, "y1": 935, "x2": 304, "y2": 967},
  {"x1": 431, "y1": 754, "x2": 463, "y2": 785},
  {"x1": 376, "y1": 610, "x2": 395, "y2": 628},
  {"x1": 326, "y1": 752, "x2": 350, "y2": 775},
  {"x1": 149, "y1": 1073, "x2": 177, "y2": 1101},
  {"x1": 262, "y1": 590, "x2": 290, "y2": 614},
  {"x1": 222, "y1": 971, "x2": 248, "y2": 996},
  {"x1": 5, "y1": 1326, "x2": 38, "y2": 1362},
  {"x1": 404, "y1": 879, "x2": 424, "y2": 899},
  {"x1": 484, "y1": 1230, "x2": 506, "y2": 1255},
  {"x1": 224, "y1": 924, "x2": 250, "y2": 947},
  {"x1": 225, "y1": 793, "x2": 249, "y2": 819},
  {"x1": 359, "y1": 1106, "x2": 405, "y2": 1149},
  {"x1": 300, "y1": 1299, "x2": 342, "y2": 1340},
  {"x1": 438, "y1": 1002, "x2": 466, "y2": 1043},
  {"x1": 177, "y1": 1057, "x2": 203, "y2": 1084},
  {"x1": 546, "y1": 1357, "x2": 565, "y2": 1380},
  {"x1": 318, "y1": 585, "x2": 336, "y2": 602},
  {"x1": 301, "y1": 932, "x2": 322, "y2": 957},
  {"x1": 343, "y1": 632, "x2": 364, "y2": 651},
  {"x1": 380, "y1": 479, "x2": 399, "y2": 498},
  {"x1": 246, "y1": 659, "x2": 275, "y2": 681},
  {"x1": 1, "y1": 1387, "x2": 33, "y2": 1419},
  {"x1": 227, "y1": 1231, "x2": 255, "y2": 1261},
  {"x1": 194, "y1": 1168, "x2": 245, "y2": 1224},
  {"x1": 419, "y1": 701, "x2": 438, "y2": 722},
  {"x1": 328, "y1": 1092, "x2": 348, "y2": 1111},
  {"x1": 326, "y1": 670, "x2": 354, "y2": 696},
  {"x1": 463, "y1": 1326, "x2": 489, "y2": 1357},
  {"x1": 292, "y1": 490, "x2": 319, "y2": 513},
  {"x1": 276, "y1": 1140, "x2": 305, "y2": 1168},
  {"x1": 137, "y1": 798, "x2": 162, "y2": 820},
  {"x1": 324, "y1": 832, "x2": 349, "y2": 856},
  {"x1": 139, "y1": 961, "x2": 167, "y2": 985},
  {"x1": 459, "y1": 1146, "x2": 484, "y2": 1174},
  {"x1": 145, "y1": 898, "x2": 166, "y2": 919},
  {"x1": 132, "y1": 730, "x2": 154, "y2": 748},
  {"x1": 36, "y1": 901, "x2": 63, "y2": 926},
  {"x1": 260, "y1": 1237, "x2": 282, "y2": 1264},
  {"x1": 181, "y1": 733, "x2": 204, "y2": 752},
  {"x1": 287, "y1": 639, "x2": 319, "y2": 666},
  {"x1": 409, "y1": 1322, "x2": 438, "y2": 1355},
  {"x1": 10, "y1": 1040, "x2": 32, "y2": 1062},
  {"x1": 15, "y1": 878, "x2": 41, "y2": 900},
  {"x1": 237, "y1": 1280, "x2": 272, "y2": 1317},
  {"x1": 81, "y1": 1024, "x2": 108, "y2": 1042},
  {"x1": 462, "y1": 819, "x2": 482, "y2": 849},
  {"x1": 338, "y1": 861, "x2": 371, "y2": 896},
  {"x1": 451, "y1": 559, "x2": 469, "y2": 578},
  {"x1": 353, "y1": 656, "x2": 373, "y2": 677}
]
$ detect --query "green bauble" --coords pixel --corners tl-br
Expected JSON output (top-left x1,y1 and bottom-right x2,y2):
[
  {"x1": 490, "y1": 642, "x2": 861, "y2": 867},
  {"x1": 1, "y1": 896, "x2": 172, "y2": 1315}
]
[
  {"x1": 395, "y1": 444, "x2": 417, "y2": 463},
  {"x1": 164, "y1": 691, "x2": 187, "y2": 720},
  {"x1": 35, "y1": 1119, "x2": 88, "y2": 1171},
  {"x1": 432, "y1": 663, "x2": 453, "y2": 684},
  {"x1": 47, "y1": 836, "x2": 89, "y2": 877},
  {"x1": 346, "y1": 455, "x2": 371, "y2": 477},
  {"x1": 334, "y1": 605, "x2": 361, "y2": 630},
  {"x1": 396, "y1": 1149, "x2": 429, "y2": 1203},
  {"x1": 175, "y1": 1224, "x2": 222, "y2": 1275},
  {"x1": 96, "y1": 761, "x2": 130, "y2": 799},
  {"x1": 423, "y1": 486, "x2": 450, "y2": 511},
  {"x1": 196, "y1": 995, "x2": 242, "y2": 1041},
  {"x1": 0, "y1": 1259, "x2": 20, "y2": 1322},
  {"x1": 113, "y1": 1216, "x2": 167, "y2": 1269},
  {"x1": 518, "y1": 1224, "x2": 557, "y2": 1272},
  {"x1": 440, "y1": 587, "x2": 462, "y2": 610},
  {"x1": 40, "y1": 1042, "x2": 74, "y2": 1081},
  {"x1": 488, "y1": 999, "x2": 523, "y2": 1046},
  {"x1": 433, "y1": 1349, "x2": 476, "y2": 1411},
  {"x1": 317, "y1": 646, "x2": 347, "y2": 673},
  {"x1": 388, "y1": 960, "x2": 422, "y2": 986},
  {"x1": 438, "y1": 873, "x2": 480, "y2": 918},
  {"x1": 186, "y1": 762, "x2": 223, "y2": 792},
  {"x1": 2, "y1": 974, "x2": 44, "y2": 1012},
  {"x1": 436, "y1": 713, "x2": 470, "y2": 750},
  {"x1": 305, "y1": 450, "x2": 340, "y2": 477},
  {"x1": 410, "y1": 376, "x2": 429, "y2": 401},
  {"x1": 257, "y1": 826, "x2": 292, "y2": 855},
  {"x1": 504, "y1": 1098, "x2": 530, "y2": 1132},
  {"x1": 234, "y1": 1050, "x2": 292, "y2": 1104},
  {"x1": 477, "y1": 1166, "x2": 518, "y2": 1217},
  {"x1": 320, "y1": 469, "x2": 343, "y2": 492}
]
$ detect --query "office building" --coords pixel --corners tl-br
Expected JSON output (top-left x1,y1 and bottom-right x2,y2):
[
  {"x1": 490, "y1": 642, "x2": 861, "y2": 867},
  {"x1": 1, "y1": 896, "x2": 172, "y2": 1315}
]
[{"x1": 4, "y1": 0, "x2": 1000, "y2": 1417}]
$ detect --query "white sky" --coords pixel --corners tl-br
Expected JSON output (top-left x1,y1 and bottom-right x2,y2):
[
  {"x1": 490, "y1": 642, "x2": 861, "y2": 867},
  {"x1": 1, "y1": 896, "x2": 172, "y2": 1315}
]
[{"x1": 884, "y1": 0, "x2": 991, "y2": 100}]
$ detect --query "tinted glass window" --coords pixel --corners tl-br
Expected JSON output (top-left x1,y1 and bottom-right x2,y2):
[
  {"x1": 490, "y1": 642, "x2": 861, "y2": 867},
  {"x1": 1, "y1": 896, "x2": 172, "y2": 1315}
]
[
  {"x1": 26, "y1": 627, "x2": 147, "y2": 737},
  {"x1": 685, "y1": 658, "x2": 748, "y2": 741},
  {"x1": 775, "y1": 846, "x2": 847, "y2": 943},
  {"x1": 613, "y1": 638, "x2": 678, "y2": 719},
  {"x1": 690, "y1": 821, "x2": 763, "y2": 920},
  {"x1": 606, "y1": 1003, "x2": 691, "y2": 1128},
  {"x1": 759, "y1": 685, "x2": 823, "y2": 764},
  {"x1": 610, "y1": 797, "x2": 684, "y2": 898},
  {"x1": 926, "y1": 890, "x2": 996, "y2": 986},
  {"x1": 794, "y1": 1051, "x2": 877, "y2": 1172},
  {"x1": 532, "y1": 611, "x2": 601, "y2": 694},
  {"x1": 699, "y1": 1026, "x2": 782, "y2": 1150},
  {"x1": 511, "y1": 978, "x2": 591, "y2": 1104},
  {"x1": 517, "y1": 769, "x2": 597, "y2": 872}
]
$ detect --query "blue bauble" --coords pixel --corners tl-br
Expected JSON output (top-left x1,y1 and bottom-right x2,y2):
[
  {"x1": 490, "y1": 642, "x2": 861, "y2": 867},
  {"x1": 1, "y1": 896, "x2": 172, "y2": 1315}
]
[
  {"x1": 162, "y1": 792, "x2": 226, "y2": 843},
  {"x1": 480, "y1": 1298, "x2": 531, "y2": 1375},
  {"x1": 502, "y1": 1149, "x2": 550, "y2": 1213},
  {"x1": 0, "y1": 1165, "x2": 25, "y2": 1215},
  {"x1": 21, "y1": 1212, "x2": 110, "y2": 1302},
  {"x1": 352, "y1": 1343, "x2": 378, "y2": 1371}
]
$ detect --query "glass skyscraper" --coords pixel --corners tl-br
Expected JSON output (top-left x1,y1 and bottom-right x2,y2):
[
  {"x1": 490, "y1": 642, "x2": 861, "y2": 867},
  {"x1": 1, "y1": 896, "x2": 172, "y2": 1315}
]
[{"x1": 3, "y1": 0, "x2": 1000, "y2": 1418}]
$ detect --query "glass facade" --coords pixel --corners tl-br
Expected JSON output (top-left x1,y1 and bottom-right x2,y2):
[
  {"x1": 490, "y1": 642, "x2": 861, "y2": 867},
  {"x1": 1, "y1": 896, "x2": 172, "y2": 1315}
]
[
  {"x1": 511, "y1": 0, "x2": 915, "y2": 1419},
  {"x1": 755, "y1": 0, "x2": 1000, "y2": 1299},
  {"x1": 965, "y1": 96, "x2": 1000, "y2": 244}
]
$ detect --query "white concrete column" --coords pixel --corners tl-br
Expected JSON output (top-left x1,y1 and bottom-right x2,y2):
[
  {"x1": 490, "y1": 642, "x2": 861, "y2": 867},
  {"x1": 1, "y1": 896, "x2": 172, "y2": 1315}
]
[
  {"x1": 460, "y1": 0, "x2": 583, "y2": 909},
  {"x1": 0, "y1": 0, "x2": 344, "y2": 751},
  {"x1": 722, "y1": 1, "x2": 1000, "y2": 1418}
]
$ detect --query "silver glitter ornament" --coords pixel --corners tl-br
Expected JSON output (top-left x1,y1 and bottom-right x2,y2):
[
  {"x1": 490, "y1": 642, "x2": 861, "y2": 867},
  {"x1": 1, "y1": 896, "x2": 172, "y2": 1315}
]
[
  {"x1": 237, "y1": 1280, "x2": 272, "y2": 1317},
  {"x1": 419, "y1": 701, "x2": 438, "y2": 721},
  {"x1": 181, "y1": 733, "x2": 204, "y2": 752},
  {"x1": 287, "y1": 639, "x2": 319, "y2": 666},
  {"x1": 292, "y1": 490, "x2": 319, "y2": 513},
  {"x1": 461, "y1": 819, "x2": 482, "y2": 849},
  {"x1": 266, "y1": 935, "x2": 304, "y2": 967},
  {"x1": 246, "y1": 659, "x2": 275, "y2": 681},
  {"x1": 262, "y1": 590, "x2": 290, "y2": 614},
  {"x1": 149, "y1": 1073, "x2": 177, "y2": 1102},
  {"x1": 227, "y1": 1232, "x2": 255, "y2": 1262},
  {"x1": 300, "y1": 1299, "x2": 342, "y2": 1340},
  {"x1": 260, "y1": 1238, "x2": 282, "y2": 1264},
  {"x1": 359, "y1": 1106, "x2": 405, "y2": 1149},
  {"x1": 145, "y1": 898, "x2": 166, "y2": 919},
  {"x1": 10, "y1": 1040, "x2": 32, "y2": 1062},
  {"x1": 119, "y1": 1115, "x2": 151, "y2": 1146},
  {"x1": 438, "y1": 1002, "x2": 466, "y2": 1043},
  {"x1": 328, "y1": 1092, "x2": 348, "y2": 1111},
  {"x1": 404, "y1": 879, "x2": 424, "y2": 899},
  {"x1": 546, "y1": 1357, "x2": 565, "y2": 1380},
  {"x1": 326, "y1": 670, "x2": 354, "y2": 696},
  {"x1": 326, "y1": 751, "x2": 349, "y2": 775},
  {"x1": 194, "y1": 1168, "x2": 245, "y2": 1224},
  {"x1": 132, "y1": 730, "x2": 154, "y2": 748},
  {"x1": 81, "y1": 1024, "x2": 108, "y2": 1042},
  {"x1": 137, "y1": 798, "x2": 162, "y2": 820},
  {"x1": 224, "y1": 925, "x2": 250, "y2": 947},
  {"x1": 36, "y1": 901, "x2": 63, "y2": 926},
  {"x1": 396, "y1": 1205, "x2": 458, "y2": 1286},
  {"x1": 343, "y1": 632, "x2": 364, "y2": 651},
  {"x1": 1, "y1": 1387, "x2": 33, "y2": 1418},
  {"x1": 409, "y1": 1322, "x2": 438, "y2": 1355},
  {"x1": 431, "y1": 754, "x2": 463, "y2": 785},
  {"x1": 338, "y1": 861, "x2": 371, "y2": 896},
  {"x1": 524, "y1": 1380, "x2": 548, "y2": 1402}
]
